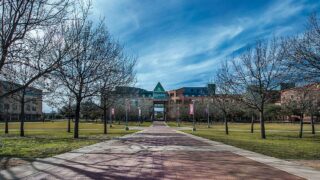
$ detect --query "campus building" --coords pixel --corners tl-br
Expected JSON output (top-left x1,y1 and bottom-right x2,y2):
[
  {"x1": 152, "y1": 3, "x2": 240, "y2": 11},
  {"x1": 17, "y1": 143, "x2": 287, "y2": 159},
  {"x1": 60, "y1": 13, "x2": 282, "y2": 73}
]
[
  {"x1": 0, "y1": 81, "x2": 43, "y2": 121},
  {"x1": 111, "y1": 82, "x2": 215, "y2": 120},
  {"x1": 280, "y1": 83, "x2": 320, "y2": 122}
]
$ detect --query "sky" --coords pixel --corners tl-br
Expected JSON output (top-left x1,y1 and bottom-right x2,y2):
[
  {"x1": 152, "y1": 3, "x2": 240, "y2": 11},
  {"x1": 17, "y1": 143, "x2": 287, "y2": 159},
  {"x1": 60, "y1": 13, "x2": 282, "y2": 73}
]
[
  {"x1": 43, "y1": 0, "x2": 319, "y2": 112},
  {"x1": 90, "y1": 0, "x2": 320, "y2": 92}
]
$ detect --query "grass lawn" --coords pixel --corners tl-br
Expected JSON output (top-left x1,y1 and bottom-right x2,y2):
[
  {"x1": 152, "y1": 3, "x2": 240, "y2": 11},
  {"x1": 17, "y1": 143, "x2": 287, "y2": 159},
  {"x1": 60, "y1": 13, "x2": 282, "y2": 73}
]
[
  {"x1": 167, "y1": 121, "x2": 320, "y2": 160},
  {"x1": 0, "y1": 120, "x2": 151, "y2": 159}
]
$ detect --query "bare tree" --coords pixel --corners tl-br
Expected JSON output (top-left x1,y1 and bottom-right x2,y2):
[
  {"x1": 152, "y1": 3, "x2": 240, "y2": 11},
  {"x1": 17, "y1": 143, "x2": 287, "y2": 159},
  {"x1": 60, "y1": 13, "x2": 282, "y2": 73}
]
[
  {"x1": 1, "y1": 18, "x2": 78, "y2": 136},
  {"x1": 46, "y1": 87, "x2": 75, "y2": 132},
  {"x1": 214, "y1": 63, "x2": 240, "y2": 135},
  {"x1": 282, "y1": 85, "x2": 318, "y2": 138},
  {"x1": 284, "y1": 13, "x2": 320, "y2": 82},
  {"x1": 2, "y1": 63, "x2": 43, "y2": 136},
  {"x1": 55, "y1": 11, "x2": 122, "y2": 138},
  {"x1": 227, "y1": 39, "x2": 289, "y2": 139},
  {"x1": 97, "y1": 54, "x2": 135, "y2": 134},
  {"x1": 0, "y1": 0, "x2": 72, "y2": 97}
]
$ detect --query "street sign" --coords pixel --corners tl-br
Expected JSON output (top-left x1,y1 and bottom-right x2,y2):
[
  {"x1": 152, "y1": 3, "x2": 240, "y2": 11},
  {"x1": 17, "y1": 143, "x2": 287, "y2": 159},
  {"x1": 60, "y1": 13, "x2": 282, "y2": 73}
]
[{"x1": 189, "y1": 104, "x2": 194, "y2": 115}]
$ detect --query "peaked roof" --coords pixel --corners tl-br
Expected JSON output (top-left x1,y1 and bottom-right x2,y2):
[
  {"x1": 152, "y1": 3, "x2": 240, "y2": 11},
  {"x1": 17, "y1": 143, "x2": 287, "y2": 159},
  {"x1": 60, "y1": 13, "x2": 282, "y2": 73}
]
[{"x1": 153, "y1": 82, "x2": 165, "y2": 92}]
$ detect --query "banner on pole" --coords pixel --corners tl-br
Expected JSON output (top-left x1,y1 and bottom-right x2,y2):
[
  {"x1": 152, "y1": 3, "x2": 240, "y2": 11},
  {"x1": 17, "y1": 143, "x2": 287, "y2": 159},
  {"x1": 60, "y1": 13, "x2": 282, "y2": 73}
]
[
  {"x1": 111, "y1": 108, "x2": 115, "y2": 115},
  {"x1": 138, "y1": 108, "x2": 141, "y2": 117},
  {"x1": 189, "y1": 104, "x2": 194, "y2": 115}
]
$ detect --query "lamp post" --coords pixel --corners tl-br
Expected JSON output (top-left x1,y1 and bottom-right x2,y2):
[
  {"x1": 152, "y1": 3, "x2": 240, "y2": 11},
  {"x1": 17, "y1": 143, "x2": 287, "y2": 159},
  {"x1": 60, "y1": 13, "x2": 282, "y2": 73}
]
[
  {"x1": 125, "y1": 99, "x2": 129, "y2": 131},
  {"x1": 138, "y1": 106, "x2": 141, "y2": 126},
  {"x1": 207, "y1": 103, "x2": 210, "y2": 128},
  {"x1": 177, "y1": 105, "x2": 180, "y2": 127},
  {"x1": 207, "y1": 98, "x2": 213, "y2": 128},
  {"x1": 192, "y1": 99, "x2": 196, "y2": 132},
  {"x1": 109, "y1": 108, "x2": 113, "y2": 128}
]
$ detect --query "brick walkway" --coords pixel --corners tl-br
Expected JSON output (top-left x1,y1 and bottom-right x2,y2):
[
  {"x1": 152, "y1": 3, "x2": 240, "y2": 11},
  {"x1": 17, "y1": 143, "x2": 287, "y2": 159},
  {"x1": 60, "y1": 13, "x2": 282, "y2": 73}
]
[{"x1": 1, "y1": 121, "x2": 319, "y2": 179}]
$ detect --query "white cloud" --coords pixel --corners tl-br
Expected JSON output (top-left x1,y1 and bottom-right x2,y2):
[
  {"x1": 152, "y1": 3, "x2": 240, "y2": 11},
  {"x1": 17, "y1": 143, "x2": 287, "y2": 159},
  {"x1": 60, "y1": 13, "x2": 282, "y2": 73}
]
[{"x1": 90, "y1": 0, "x2": 312, "y2": 92}]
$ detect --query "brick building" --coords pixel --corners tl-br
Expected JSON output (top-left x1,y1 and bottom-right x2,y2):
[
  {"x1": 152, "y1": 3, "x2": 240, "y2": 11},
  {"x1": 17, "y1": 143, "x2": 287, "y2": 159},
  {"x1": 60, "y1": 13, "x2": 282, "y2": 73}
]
[
  {"x1": 280, "y1": 83, "x2": 320, "y2": 121},
  {"x1": 111, "y1": 83, "x2": 216, "y2": 120}
]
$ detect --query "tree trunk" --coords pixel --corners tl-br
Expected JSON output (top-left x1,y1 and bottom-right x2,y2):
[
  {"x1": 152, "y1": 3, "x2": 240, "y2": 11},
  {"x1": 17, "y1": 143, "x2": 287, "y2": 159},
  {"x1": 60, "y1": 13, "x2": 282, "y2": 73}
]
[
  {"x1": 311, "y1": 115, "x2": 315, "y2": 135},
  {"x1": 251, "y1": 114, "x2": 254, "y2": 133},
  {"x1": 67, "y1": 117, "x2": 71, "y2": 133},
  {"x1": 5, "y1": 114, "x2": 9, "y2": 134},
  {"x1": 299, "y1": 114, "x2": 304, "y2": 138},
  {"x1": 224, "y1": 114, "x2": 228, "y2": 135},
  {"x1": 259, "y1": 110, "x2": 266, "y2": 139},
  {"x1": 103, "y1": 107, "x2": 107, "y2": 134},
  {"x1": 20, "y1": 93, "x2": 25, "y2": 137},
  {"x1": 74, "y1": 101, "x2": 81, "y2": 138}
]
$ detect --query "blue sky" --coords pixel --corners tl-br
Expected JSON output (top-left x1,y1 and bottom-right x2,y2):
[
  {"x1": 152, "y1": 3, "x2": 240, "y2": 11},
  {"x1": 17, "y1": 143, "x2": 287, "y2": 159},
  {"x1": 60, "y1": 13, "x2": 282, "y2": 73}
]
[{"x1": 92, "y1": 0, "x2": 320, "y2": 91}]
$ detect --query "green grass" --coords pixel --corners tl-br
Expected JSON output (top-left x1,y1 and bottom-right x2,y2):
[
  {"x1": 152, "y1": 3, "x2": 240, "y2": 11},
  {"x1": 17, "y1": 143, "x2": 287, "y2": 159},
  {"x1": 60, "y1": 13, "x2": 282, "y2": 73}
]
[
  {"x1": 168, "y1": 121, "x2": 320, "y2": 160},
  {"x1": 0, "y1": 120, "x2": 150, "y2": 159}
]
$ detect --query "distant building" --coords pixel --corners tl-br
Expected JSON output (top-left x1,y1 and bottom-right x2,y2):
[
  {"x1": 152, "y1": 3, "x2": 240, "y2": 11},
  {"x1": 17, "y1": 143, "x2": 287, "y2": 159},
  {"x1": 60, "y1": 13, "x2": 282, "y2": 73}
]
[
  {"x1": 281, "y1": 83, "x2": 320, "y2": 122},
  {"x1": 110, "y1": 82, "x2": 216, "y2": 121},
  {"x1": 245, "y1": 85, "x2": 281, "y2": 105},
  {"x1": 281, "y1": 83, "x2": 320, "y2": 106},
  {"x1": 168, "y1": 84, "x2": 215, "y2": 104},
  {"x1": 0, "y1": 81, "x2": 43, "y2": 121}
]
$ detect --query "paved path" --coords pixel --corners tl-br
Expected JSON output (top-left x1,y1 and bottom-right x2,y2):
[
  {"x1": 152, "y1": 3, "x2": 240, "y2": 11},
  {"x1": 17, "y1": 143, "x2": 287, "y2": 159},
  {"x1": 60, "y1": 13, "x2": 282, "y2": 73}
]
[{"x1": 1, "y1": 121, "x2": 320, "y2": 180}]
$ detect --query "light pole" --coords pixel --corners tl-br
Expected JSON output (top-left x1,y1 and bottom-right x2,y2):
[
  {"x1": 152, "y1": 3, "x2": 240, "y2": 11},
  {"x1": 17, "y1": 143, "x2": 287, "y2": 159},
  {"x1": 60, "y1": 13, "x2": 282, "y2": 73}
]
[
  {"x1": 207, "y1": 98, "x2": 213, "y2": 128},
  {"x1": 138, "y1": 106, "x2": 141, "y2": 126},
  {"x1": 109, "y1": 108, "x2": 113, "y2": 128},
  {"x1": 207, "y1": 103, "x2": 210, "y2": 128},
  {"x1": 192, "y1": 100, "x2": 196, "y2": 132},
  {"x1": 177, "y1": 105, "x2": 180, "y2": 127},
  {"x1": 125, "y1": 99, "x2": 129, "y2": 131}
]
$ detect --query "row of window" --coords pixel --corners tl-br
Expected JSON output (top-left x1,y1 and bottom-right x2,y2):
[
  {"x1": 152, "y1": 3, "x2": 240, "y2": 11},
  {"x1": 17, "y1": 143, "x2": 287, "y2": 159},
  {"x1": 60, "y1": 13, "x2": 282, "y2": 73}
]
[{"x1": 0, "y1": 103, "x2": 37, "y2": 112}]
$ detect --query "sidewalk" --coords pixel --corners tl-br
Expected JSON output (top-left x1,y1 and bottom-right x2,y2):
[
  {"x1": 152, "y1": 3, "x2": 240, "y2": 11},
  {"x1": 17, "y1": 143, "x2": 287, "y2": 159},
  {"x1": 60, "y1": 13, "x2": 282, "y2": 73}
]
[{"x1": 1, "y1": 121, "x2": 319, "y2": 179}]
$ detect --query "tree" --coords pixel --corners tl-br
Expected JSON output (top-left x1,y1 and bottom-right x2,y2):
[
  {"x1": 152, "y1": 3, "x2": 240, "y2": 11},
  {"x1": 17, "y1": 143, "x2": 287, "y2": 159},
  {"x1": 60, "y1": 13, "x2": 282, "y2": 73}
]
[
  {"x1": 95, "y1": 38, "x2": 135, "y2": 134},
  {"x1": 58, "y1": 97, "x2": 74, "y2": 132},
  {"x1": 282, "y1": 85, "x2": 318, "y2": 138},
  {"x1": 0, "y1": 0, "x2": 72, "y2": 98},
  {"x1": 55, "y1": 9, "x2": 121, "y2": 138},
  {"x1": 2, "y1": 62, "x2": 43, "y2": 136},
  {"x1": 227, "y1": 39, "x2": 290, "y2": 139},
  {"x1": 81, "y1": 100, "x2": 101, "y2": 121},
  {"x1": 284, "y1": 13, "x2": 320, "y2": 83},
  {"x1": 214, "y1": 63, "x2": 240, "y2": 135}
]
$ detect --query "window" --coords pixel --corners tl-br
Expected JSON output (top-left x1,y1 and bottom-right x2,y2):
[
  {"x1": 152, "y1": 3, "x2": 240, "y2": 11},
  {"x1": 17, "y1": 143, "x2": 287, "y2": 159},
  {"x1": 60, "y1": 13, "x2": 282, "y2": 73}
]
[
  {"x1": 32, "y1": 100, "x2": 37, "y2": 105},
  {"x1": 32, "y1": 106, "x2": 37, "y2": 111},
  {"x1": 4, "y1": 104, "x2": 10, "y2": 110},
  {"x1": 26, "y1": 104, "x2": 31, "y2": 111},
  {"x1": 12, "y1": 104, "x2": 18, "y2": 111}
]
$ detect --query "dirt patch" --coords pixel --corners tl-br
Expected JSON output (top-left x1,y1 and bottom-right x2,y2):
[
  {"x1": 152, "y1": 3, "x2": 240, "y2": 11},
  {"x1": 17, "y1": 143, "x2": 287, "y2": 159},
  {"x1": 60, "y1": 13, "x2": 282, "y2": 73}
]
[
  {"x1": 289, "y1": 160, "x2": 320, "y2": 171},
  {"x1": 0, "y1": 157, "x2": 33, "y2": 170}
]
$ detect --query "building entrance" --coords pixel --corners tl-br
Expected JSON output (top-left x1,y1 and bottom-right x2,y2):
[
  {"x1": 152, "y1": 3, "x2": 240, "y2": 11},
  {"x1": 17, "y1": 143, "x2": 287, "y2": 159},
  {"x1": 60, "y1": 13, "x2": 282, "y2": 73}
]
[
  {"x1": 152, "y1": 82, "x2": 168, "y2": 121},
  {"x1": 153, "y1": 103, "x2": 165, "y2": 120}
]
